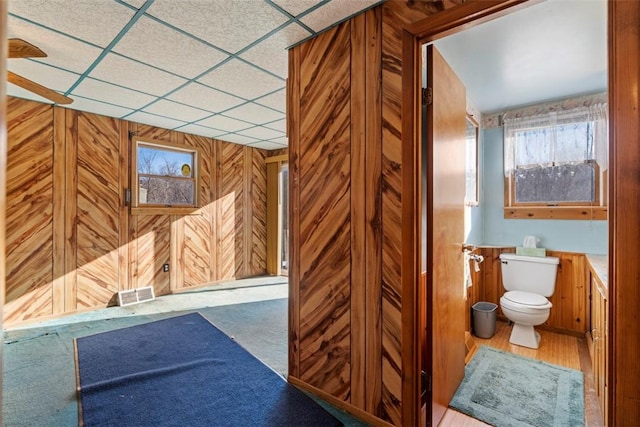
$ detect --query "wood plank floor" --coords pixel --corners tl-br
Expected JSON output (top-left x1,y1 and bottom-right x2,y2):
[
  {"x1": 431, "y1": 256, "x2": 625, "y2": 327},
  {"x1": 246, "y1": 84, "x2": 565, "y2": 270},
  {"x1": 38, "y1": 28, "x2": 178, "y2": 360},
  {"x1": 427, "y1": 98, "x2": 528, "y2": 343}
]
[{"x1": 439, "y1": 320, "x2": 603, "y2": 426}]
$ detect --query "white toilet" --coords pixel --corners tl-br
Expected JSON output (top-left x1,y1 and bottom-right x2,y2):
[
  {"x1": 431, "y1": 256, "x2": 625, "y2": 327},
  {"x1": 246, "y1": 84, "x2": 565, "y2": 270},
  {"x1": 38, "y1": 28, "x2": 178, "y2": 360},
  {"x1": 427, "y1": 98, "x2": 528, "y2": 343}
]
[{"x1": 499, "y1": 253, "x2": 560, "y2": 349}]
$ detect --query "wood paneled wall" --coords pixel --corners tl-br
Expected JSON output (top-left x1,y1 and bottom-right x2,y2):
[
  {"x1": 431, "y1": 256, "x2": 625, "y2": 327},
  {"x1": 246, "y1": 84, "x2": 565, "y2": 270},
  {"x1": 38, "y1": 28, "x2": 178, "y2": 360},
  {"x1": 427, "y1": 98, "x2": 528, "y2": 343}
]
[
  {"x1": 288, "y1": 1, "x2": 457, "y2": 425},
  {"x1": 5, "y1": 97, "x2": 268, "y2": 324},
  {"x1": 467, "y1": 247, "x2": 588, "y2": 336}
]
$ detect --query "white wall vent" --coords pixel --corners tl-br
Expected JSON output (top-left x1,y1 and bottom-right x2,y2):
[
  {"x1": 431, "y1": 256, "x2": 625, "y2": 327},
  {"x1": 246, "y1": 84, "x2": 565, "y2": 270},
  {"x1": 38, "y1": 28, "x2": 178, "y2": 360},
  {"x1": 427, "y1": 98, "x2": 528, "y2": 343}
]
[{"x1": 118, "y1": 286, "x2": 155, "y2": 307}]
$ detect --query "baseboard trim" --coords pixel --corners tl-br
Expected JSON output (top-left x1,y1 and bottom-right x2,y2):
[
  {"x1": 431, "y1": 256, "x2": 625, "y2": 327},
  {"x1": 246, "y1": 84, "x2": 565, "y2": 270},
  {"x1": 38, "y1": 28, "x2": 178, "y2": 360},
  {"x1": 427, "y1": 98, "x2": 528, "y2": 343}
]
[{"x1": 287, "y1": 376, "x2": 394, "y2": 427}]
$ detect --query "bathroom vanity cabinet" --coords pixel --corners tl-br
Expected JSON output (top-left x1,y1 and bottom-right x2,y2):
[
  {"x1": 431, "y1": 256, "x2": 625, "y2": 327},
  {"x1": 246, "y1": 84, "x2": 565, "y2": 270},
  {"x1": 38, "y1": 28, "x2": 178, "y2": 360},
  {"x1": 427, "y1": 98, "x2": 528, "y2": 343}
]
[{"x1": 586, "y1": 254, "x2": 608, "y2": 424}]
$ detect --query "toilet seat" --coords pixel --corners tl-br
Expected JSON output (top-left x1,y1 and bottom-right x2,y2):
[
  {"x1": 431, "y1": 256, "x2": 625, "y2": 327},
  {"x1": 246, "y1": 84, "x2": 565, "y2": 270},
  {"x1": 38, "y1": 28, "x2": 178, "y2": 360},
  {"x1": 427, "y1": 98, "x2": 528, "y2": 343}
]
[{"x1": 501, "y1": 291, "x2": 552, "y2": 314}]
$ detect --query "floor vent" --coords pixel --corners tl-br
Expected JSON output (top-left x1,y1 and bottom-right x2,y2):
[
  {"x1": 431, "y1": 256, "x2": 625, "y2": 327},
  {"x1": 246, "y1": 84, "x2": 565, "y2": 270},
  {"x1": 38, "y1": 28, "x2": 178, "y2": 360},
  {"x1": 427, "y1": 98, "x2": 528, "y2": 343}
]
[{"x1": 118, "y1": 286, "x2": 155, "y2": 307}]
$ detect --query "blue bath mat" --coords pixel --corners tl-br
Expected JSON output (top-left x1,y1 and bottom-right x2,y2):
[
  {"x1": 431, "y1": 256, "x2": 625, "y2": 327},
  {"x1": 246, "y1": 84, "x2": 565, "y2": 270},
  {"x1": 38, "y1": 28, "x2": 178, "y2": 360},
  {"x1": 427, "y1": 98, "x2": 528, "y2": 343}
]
[{"x1": 450, "y1": 345, "x2": 584, "y2": 427}]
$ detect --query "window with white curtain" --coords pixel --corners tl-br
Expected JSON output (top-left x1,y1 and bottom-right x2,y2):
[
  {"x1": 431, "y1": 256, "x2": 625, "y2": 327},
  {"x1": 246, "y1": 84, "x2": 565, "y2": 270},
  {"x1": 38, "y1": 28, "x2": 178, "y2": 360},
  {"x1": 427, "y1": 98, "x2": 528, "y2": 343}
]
[{"x1": 503, "y1": 94, "x2": 608, "y2": 217}]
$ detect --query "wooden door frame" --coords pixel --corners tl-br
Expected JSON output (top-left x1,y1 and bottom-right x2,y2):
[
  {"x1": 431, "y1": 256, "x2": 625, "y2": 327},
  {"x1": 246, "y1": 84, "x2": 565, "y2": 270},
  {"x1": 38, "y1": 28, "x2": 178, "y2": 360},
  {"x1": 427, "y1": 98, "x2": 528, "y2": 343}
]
[{"x1": 399, "y1": 0, "x2": 634, "y2": 425}]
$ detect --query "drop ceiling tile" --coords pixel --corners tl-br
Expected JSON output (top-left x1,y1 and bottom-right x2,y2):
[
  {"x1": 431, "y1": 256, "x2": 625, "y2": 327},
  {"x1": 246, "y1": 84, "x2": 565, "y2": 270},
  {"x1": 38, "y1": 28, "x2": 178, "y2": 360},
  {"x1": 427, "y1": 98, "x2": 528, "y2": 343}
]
[
  {"x1": 122, "y1": 0, "x2": 147, "y2": 8},
  {"x1": 113, "y1": 16, "x2": 229, "y2": 79},
  {"x1": 239, "y1": 23, "x2": 311, "y2": 78},
  {"x1": 89, "y1": 53, "x2": 188, "y2": 97},
  {"x1": 300, "y1": 0, "x2": 381, "y2": 32},
  {"x1": 127, "y1": 111, "x2": 189, "y2": 130},
  {"x1": 218, "y1": 134, "x2": 261, "y2": 146},
  {"x1": 236, "y1": 126, "x2": 285, "y2": 141},
  {"x1": 196, "y1": 115, "x2": 252, "y2": 133},
  {"x1": 255, "y1": 89, "x2": 286, "y2": 113},
  {"x1": 142, "y1": 99, "x2": 212, "y2": 123},
  {"x1": 264, "y1": 119, "x2": 286, "y2": 133},
  {"x1": 167, "y1": 82, "x2": 244, "y2": 113},
  {"x1": 223, "y1": 103, "x2": 285, "y2": 125},
  {"x1": 8, "y1": 0, "x2": 135, "y2": 47},
  {"x1": 71, "y1": 78, "x2": 156, "y2": 110},
  {"x1": 7, "y1": 61, "x2": 78, "y2": 93},
  {"x1": 146, "y1": 0, "x2": 289, "y2": 54},
  {"x1": 248, "y1": 141, "x2": 289, "y2": 151},
  {"x1": 65, "y1": 97, "x2": 135, "y2": 119},
  {"x1": 8, "y1": 17, "x2": 104, "y2": 73},
  {"x1": 267, "y1": 136, "x2": 288, "y2": 146},
  {"x1": 198, "y1": 59, "x2": 285, "y2": 100},
  {"x1": 271, "y1": 0, "x2": 324, "y2": 18},
  {"x1": 177, "y1": 124, "x2": 226, "y2": 139}
]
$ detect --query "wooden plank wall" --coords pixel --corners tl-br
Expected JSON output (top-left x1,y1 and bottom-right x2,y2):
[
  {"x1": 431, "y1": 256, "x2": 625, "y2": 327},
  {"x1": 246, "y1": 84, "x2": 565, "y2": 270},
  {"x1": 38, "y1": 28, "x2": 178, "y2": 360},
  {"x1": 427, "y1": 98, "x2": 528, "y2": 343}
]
[
  {"x1": 288, "y1": 2, "x2": 456, "y2": 425},
  {"x1": 5, "y1": 97, "x2": 268, "y2": 324},
  {"x1": 467, "y1": 247, "x2": 588, "y2": 336}
]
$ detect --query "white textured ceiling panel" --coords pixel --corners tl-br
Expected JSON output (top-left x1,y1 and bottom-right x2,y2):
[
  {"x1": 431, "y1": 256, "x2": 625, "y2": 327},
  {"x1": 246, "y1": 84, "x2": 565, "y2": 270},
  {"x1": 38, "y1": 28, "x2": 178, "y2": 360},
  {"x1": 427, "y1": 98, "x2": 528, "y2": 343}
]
[
  {"x1": 197, "y1": 115, "x2": 253, "y2": 133},
  {"x1": 267, "y1": 136, "x2": 288, "y2": 146},
  {"x1": 239, "y1": 23, "x2": 311, "y2": 78},
  {"x1": 8, "y1": 0, "x2": 135, "y2": 48},
  {"x1": 71, "y1": 78, "x2": 157, "y2": 110},
  {"x1": 249, "y1": 141, "x2": 288, "y2": 150},
  {"x1": 127, "y1": 111, "x2": 188, "y2": 130},
  {"x1": 8, "y1": 17, "x2": 104, "y2": 74},
  {"x1": 113, "y1": 16, "x2": 229, "y2": 79},
  {"x1": 301, "y1": 0, "x2": 381, "y2": 32},
  {"x1": 146, "y1": 0, "x2": 288, "y2": 54},
  {"x1": 176, "y1": 124, "x2": 226, "y2": 139},
  {"x1": 224, "y1": 103, "x2": 285, "y2": 125},
  {"x1": 236, "y1": 126, "x2": 285, "y2": 141},
  {"x1": 166, "y1": 82, "x2": 244, "y2": 114},
  {"x1": 142, "y1": 100, "x2": 212, "y2": 123},
  {"x1": 197, "y1": 59, "x2": 285, "y2": 100},
  {"x1": 264, "y1": 119, "x2": 287, "y2": 133},
  {"x1": 255, "y1": 89, "x2": 286, "y2": 113},
  {"x1": 272, "y1": 0, "x2": 324, "y2": 18},
  {"x1": 88, "y1": 53, "x2": 187, "y2": 97},
  {"x1": 66, "y1": 96, "x2": 135, "y2": 119},
  {"x1": 219, "y1": 134, "x2": 261, "y2": 145}
]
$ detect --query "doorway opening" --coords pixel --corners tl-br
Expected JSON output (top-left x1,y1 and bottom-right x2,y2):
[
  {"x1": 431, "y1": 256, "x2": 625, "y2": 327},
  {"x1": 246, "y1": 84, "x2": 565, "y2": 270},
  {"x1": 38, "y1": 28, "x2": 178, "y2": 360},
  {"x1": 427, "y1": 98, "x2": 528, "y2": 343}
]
[{"x1": 410, "y1": 1, "x2": 608, "y2": 426}]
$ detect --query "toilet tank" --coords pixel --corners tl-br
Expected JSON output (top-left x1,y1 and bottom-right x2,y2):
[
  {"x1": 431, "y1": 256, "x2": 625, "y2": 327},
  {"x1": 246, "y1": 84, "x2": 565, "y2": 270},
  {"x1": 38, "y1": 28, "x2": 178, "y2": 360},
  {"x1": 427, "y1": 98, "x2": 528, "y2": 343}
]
[{"x1": 499, "y1": 253, "x2": 560, "y2": 297}]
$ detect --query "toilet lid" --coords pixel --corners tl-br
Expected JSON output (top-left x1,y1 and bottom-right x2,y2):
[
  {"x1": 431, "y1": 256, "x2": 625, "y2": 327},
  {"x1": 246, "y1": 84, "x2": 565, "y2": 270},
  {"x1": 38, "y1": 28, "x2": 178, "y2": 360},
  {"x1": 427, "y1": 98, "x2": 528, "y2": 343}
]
[{"x1": 503, "y1": 291, "x2": 549, "y2": 306}]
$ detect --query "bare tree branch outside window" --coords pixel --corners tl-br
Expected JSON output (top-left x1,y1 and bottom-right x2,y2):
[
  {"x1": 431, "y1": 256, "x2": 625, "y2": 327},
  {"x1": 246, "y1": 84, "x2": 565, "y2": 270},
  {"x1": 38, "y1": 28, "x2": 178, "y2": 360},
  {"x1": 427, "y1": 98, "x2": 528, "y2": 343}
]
[{"x1": 137, "y1": 143, "x2": 196, "y2": 206}]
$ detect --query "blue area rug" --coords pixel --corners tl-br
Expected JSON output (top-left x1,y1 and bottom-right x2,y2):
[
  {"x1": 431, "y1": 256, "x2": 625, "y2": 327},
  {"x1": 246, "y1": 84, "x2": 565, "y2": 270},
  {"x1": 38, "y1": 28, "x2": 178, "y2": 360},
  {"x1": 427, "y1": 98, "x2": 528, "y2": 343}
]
[
  {"x1": 74, "y1": 312, "x2": 342, "y2": 427},
  {"x1": 450, "y1": 346, "x2": 584, "y2": 427}
]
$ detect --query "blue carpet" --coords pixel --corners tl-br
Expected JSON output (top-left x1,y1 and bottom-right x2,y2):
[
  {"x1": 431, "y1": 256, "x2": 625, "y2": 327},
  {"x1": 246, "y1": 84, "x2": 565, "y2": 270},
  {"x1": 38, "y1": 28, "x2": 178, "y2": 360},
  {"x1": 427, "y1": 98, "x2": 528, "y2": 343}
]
[
  {"x1": 450, "y1": 346, "x2": 584, "y2": 427},
  {"x1": 75, "y1": 312, "x2": 342, "y2": 427}
]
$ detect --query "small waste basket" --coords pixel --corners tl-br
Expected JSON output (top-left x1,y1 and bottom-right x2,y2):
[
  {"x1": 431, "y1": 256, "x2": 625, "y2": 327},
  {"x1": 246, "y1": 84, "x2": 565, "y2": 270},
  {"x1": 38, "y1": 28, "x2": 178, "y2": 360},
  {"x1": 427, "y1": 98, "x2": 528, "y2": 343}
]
[{"x1": 472, "y1": 302, "x2": 497, "y2": 339}]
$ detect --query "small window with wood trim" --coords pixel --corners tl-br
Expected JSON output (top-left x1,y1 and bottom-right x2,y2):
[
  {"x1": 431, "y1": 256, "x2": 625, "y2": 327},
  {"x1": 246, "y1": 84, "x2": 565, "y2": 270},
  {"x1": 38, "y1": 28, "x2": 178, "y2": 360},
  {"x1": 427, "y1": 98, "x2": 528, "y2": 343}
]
[
  {"x1": 503, "y1": 98, "x2": 608, "y2": 220},
  {"x1": 132, "y1": 138, "x2": 198, "y2": 212}
]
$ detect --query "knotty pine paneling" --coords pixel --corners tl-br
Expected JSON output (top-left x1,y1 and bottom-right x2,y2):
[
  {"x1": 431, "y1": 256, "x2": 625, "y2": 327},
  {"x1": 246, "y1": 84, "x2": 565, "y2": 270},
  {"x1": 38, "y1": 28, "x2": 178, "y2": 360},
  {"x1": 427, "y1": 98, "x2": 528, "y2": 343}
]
[
  {"x1": 5, "y1": 97, "x2": 268, "y2": 324},
  {"x1": 468, "y1": 247, "x2": 588, "y2": 336},
  {"x1": 5, "y1": 99, "x2": 54, "y2": 322},
  {"x1": 75, "y1": 112, "x2": 122, "y2": 308},
  {"x1": 219, "y1": 142, "x2": 246, "y2": 279},
  {"x1": 380, "y1": 1, "x2": 453, "y2": 425},
  {"x1": 297, "y1": 19, "x2": 352, "y2": 399},
  {"x1": 288, "y1": 1, "x2": 458, "y2": 425},
  {"x1": 250, "y1": 148, "x2": 267, "y2": 277}
]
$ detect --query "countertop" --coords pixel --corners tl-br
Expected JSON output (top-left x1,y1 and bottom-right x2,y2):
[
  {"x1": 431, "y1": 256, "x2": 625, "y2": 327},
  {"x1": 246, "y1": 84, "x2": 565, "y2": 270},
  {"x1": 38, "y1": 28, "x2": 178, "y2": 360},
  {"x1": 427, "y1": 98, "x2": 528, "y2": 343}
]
[{"x1": 586, "y1": 254, "x2": 608, "y2": 289}]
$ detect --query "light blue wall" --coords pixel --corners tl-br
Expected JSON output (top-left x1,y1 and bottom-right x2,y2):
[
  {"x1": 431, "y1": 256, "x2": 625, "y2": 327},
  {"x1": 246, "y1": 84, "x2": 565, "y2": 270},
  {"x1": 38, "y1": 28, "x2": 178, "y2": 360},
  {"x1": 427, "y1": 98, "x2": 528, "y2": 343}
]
[{"x1": 475, "y1": 127, "x2": 608, "y2": 254}]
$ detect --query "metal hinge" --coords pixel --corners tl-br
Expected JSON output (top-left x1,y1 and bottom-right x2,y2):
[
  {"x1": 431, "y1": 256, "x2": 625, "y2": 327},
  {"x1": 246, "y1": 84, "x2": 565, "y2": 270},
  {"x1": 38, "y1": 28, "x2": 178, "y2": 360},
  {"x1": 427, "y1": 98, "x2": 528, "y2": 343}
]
[
  {"x1": 421, "y1": 370, "x2": 431, "y2": 394},
  {"x1": 422, "y1": 87, "x2": 433, "y2": 106}
]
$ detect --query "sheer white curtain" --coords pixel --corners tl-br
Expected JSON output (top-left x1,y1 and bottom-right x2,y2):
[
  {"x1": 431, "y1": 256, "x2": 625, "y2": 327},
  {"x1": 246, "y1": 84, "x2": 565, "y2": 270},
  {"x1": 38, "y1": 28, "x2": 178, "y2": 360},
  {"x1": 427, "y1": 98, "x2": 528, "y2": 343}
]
[{"x1": 503, "y1": 98, "x2": 608, "y2": 177}]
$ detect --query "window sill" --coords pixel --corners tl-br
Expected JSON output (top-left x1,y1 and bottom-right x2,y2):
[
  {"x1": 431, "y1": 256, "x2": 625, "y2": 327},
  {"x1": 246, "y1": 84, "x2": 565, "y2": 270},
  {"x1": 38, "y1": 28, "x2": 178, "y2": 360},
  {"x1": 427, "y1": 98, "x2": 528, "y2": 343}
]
[
  {"x1": 504, "y1": 206, "x2": 607, "y2": 220},
  {"x1": 130, "y1": 207, "x2": 202, "y2": 216}
]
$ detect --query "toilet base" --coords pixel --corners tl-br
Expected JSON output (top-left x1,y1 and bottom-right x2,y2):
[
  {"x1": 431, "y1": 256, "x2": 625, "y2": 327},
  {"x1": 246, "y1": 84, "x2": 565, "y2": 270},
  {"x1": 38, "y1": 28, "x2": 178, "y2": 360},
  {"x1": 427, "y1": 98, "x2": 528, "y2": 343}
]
[{"x1": 509, "y1": 323, "x2": 541, "y2": 349}]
